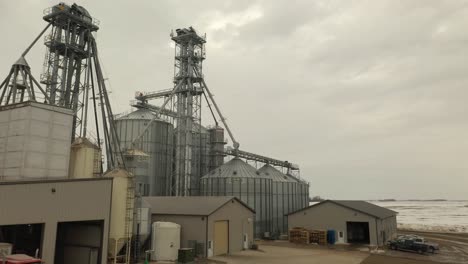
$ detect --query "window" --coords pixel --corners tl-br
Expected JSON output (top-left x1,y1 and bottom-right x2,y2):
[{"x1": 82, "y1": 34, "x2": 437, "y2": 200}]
[{"x1": 339, "y1": 231, "x2": 343, "y2": 238}]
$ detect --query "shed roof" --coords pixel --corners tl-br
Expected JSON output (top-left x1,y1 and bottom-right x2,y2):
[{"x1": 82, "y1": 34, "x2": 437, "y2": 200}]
[
  {"x1": 288, "y1": 200, "x2": 397, "y2": 219},
  {"x1": 143, "y1": 196, "x2": 255, "y2": 216}
]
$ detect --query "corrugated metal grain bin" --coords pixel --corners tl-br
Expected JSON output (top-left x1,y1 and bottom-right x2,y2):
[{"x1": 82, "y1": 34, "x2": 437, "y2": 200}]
[
  {"x1": 200, "y1": 158, "x2": 272, "y2": 238},
  {"x1": 114, "y1": 109, "x2": 173, "y2": 196},
  {"x1": 258, "y1": 164, "x2": 297, "y2": 237}
]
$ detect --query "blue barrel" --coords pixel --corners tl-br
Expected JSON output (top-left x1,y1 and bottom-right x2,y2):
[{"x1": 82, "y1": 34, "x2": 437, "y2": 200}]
[{"x1": 327, "y1": 230, "x2": 336, "y2": 245}]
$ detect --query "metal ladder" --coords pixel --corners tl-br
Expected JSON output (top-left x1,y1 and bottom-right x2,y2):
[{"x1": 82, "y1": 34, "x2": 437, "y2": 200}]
[{"x1": 123, "y1": 173, "x2": 135, "y2": 264}]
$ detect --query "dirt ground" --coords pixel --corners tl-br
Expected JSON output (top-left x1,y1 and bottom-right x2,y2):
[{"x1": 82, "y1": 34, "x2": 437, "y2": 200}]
[
  {"x1": 361, "y1": 254, "x2": 441, "y2": 264},
  {"x1": 208, "y1": 244, "x2": 368, "y2": 264},
  {"x1": 203, "y1": 230, "x2": 468, "y2": 264}
]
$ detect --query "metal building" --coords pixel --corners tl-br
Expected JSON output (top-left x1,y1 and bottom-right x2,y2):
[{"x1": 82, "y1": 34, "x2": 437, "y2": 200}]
[
  {"x1": 200, "y1": 158, "x2": 272, "y2": 238},
  {"x1": 258, "y1": 164, "x2": 297, "y2": 237},
  {"x1": 0, "y1": 101, "x2": 73, "y2": 180},
  {"x1": 143, "y1": 196, "x2": 254, "y2": 257},
  {"x1": 0, "y1": 178, "x2": 113, "y2": 264},
  {"x1": 114, "y1": 109, "x2": 174, "y2": 196},
  {"x1": 287, "y1": 200, "x2": 398, "y2": 246}
]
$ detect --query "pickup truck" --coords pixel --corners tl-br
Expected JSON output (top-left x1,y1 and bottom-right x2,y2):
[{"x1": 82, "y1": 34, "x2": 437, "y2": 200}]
[
  {"x1": 394, "y1": 235, "x2": 440, "y2": 253},
  {"x1": 388, "y1": 238, "x2": 431, "y2": 254},
  {"x1": 411, "y1": 237, "x2": 439, "y2": 253}
]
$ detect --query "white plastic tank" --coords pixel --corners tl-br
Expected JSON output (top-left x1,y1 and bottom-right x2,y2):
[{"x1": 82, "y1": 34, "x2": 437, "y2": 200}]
[
  {"x1": 69, "y1": 137, "x2": 101, "y2": 178},
  {"x1": 151, "y1": 222, "x2": 181, "y2": 261},
  {"x1": 105, "y1": 169, "x2": 134, "y2": 258}
]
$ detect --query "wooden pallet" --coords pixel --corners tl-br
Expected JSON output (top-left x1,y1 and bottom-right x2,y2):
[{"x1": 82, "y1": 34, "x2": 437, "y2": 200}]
[
  {"x1": 288, "y1": 227, "x2": 310, "y2": 244},
  {"x1": 309, "y1": 230, "x2": 327, "y2": 245}
]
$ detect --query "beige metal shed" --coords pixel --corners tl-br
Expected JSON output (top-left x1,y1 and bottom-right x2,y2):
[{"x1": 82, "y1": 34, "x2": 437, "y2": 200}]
[
  {"x1": 287, "y1": 200, "x2": 397, "y2": 246},
  {"x1": 143, "y1": 196, "x2": 255, "y2": 257}
]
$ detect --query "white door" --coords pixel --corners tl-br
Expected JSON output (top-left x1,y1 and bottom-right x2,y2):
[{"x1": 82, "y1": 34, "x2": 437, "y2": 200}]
[{"x1": 337, "y1": 231, "x2": 345, "y2": 243}]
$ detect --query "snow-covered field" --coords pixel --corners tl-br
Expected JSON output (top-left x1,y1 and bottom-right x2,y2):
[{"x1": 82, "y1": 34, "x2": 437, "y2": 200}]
[{"x1": 372, "y1": 200, "x2": 468, "y2": 233}]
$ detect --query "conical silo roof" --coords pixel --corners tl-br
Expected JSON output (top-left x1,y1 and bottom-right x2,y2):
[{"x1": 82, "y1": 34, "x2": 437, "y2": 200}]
[
  {"x1": 201, "y1": 158, "x2": 268, "y2": 179},
  {"x1": 258, "y1": 164, "x2": 295, "y2": 182},
  {"x1": 117, "y1": 108, "x2": 155, "y2": 120},
  {"x1": 286, "y1": 173, "x2": 309, "y2": 185}
]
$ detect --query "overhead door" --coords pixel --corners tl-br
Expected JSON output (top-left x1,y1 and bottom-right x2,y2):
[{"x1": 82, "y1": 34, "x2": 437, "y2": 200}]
[
  {"x1": 214, "y1": 221, "x2": 229, "y2": 256},
  {"x1": 346, "y1": 221, "x2": 370, "y2": 244}
]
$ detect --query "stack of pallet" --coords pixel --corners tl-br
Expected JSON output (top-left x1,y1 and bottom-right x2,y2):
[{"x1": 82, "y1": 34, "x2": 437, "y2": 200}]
[
  {"x1": 309, "y1": 230, "x2": 327, "y2": 245},
  {"x1": 288, "y1": 227, "x2": 310, "y2": 244}
]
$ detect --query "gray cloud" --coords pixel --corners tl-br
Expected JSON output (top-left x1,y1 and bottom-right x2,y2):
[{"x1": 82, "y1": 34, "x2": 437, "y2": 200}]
[{"x1": 1, "y1": 0, "x2": 467, "y2": 200}]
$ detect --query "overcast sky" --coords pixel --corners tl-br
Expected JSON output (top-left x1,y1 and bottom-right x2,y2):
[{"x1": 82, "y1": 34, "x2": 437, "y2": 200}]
[{"x1": 1, "y1": 0, "x2": 468, "y2": 200}]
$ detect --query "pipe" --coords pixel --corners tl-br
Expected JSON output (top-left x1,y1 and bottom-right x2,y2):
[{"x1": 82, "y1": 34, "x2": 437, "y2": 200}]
[
  {"x1": 22, "y1": 23, "x2": 52, "y2": 57},
  {"x1": 131, "y1": 80, "x2": 184, "y2": 147},
  {"x1": 193, "y1": 67, "x2": 239, "y2": 150}
]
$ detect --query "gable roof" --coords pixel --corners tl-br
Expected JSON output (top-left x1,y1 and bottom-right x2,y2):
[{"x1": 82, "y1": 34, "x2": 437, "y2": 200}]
[
  {"x1": 143, "y1": 196, "x2": 255, "y2": 216},
  {"x1": 288, "y1": 200, "x2": 397, "y2": 219}
]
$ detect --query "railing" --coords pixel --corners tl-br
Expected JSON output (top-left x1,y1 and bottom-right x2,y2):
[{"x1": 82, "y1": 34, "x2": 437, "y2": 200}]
[{"x1": 43, "y1": 5, "x2": 100, "y2": 27}]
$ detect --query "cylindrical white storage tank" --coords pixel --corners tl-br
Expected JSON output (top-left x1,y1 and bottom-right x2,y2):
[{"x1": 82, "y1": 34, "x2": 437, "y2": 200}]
[
  {"x1": 114, "y1": 109, "x2": 174, "y2": 196},
  {"x1": 200, "y1": 158, "x2": 273, "y2": 238},
  {"x1": 105, "y1": 169, "x2": 133, "y2": 258},
  {"x1": 69, "y1": 137, "x2": 101, "y2": 178},
  {"x1": 151, "y1": 222, "x2": 181, "y2": 261},
  {"x1": 258, "y1": 164, "x2": 296, "y2": 237}
]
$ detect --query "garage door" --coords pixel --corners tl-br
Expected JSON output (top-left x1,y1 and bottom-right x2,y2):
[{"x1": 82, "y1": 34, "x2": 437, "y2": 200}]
[
  {"x1": 346, "y1": 221, "x2": 370, "y2": 244},
  {"x1": 214, "y1": 221, "x2": 229, "y2": 256}
]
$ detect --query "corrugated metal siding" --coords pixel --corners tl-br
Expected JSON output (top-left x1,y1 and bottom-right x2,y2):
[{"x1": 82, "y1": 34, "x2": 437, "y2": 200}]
[
  {"x1": 201, "y1": 158, "x2": 272, "y2": 238},
  {"x1": 258, "y1": 165, "x2": 295, "y2": 236},
  {"x1": 115, "y1": 109, "x2": 174, "y2": 196}
]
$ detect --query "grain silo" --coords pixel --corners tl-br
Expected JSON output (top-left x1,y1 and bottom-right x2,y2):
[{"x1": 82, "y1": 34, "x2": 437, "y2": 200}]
[
  {"x1": 200, "y1": 158, "x2": 272, "y2": 238},
  {"x1": 285, "y1": 173, "x2": 310, "y2": 209},
  {"x1": 207, "y1": 126, "x2": 225, "y2": 171},
  {"x1": 258, "y1": 164, "x2": 297, "y2": 237},
  {"x1": 114, "y1": 108, "x2": 174, "y2": 196},
  {"x1": 69, "y1": 137, "x2": 101, "y2": 179},
  {"x1": 105, "y1": 168, "x2": 134, "y2": 260},
  {"x1": 187, "y1": 126, "x2": 210, "y2": 196}
]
